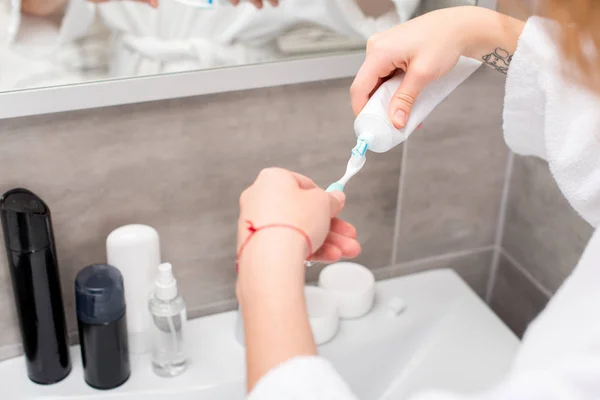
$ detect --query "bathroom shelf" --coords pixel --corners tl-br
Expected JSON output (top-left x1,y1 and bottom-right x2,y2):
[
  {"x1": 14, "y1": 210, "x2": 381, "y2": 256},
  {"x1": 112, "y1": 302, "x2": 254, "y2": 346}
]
[{"x1": 0, "y1": 269, "x2": 519, "y2": 400}]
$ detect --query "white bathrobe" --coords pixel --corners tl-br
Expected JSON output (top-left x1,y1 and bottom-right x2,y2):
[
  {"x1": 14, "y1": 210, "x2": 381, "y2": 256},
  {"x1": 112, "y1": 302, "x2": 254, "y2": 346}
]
[
  {"x1": 0, "y1": 0, "x2": 109, "y2": 91},
  {"x1": 94, "y1": 0, "x2": 418, "y2": 77},
  {"x1": 1, "y1": 0, "x2": 420, "y2": 87},
  {"x1": 248, "y1": 16, "x2": 600, "y2": 400}
]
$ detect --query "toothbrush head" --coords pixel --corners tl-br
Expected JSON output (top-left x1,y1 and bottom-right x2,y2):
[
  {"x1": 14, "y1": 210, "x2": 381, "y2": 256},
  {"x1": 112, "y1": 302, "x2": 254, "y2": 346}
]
[{"x1": 326, "y1": 182, "x2": 345, "y2": 193}]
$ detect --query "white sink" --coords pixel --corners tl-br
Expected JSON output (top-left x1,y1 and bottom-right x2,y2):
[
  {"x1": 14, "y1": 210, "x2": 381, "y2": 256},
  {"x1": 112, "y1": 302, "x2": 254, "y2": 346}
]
[{"x1": 0, "y1": 269, "x2": 520, "y2": 400}]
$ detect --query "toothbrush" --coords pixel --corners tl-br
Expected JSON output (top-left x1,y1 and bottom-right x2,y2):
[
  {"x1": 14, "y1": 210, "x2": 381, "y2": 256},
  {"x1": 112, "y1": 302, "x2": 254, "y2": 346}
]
[{"x1": 326, "y1": 139, "x2": 368, "y2": 193}]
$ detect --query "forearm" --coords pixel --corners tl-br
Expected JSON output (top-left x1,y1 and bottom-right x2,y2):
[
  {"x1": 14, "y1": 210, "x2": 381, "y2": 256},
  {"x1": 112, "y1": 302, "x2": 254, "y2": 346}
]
[
  {"x1": 458, "y1": 6, "x2": 526, "y2": 74},
  {"x1": 237, "y1": 229, "x2": 317, "y2": 392}
]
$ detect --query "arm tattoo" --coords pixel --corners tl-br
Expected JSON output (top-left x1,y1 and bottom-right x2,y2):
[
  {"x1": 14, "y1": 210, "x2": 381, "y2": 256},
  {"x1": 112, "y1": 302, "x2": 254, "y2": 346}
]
[{"x1": 482, "y1": 48, "x2": 513, "y2": 74}]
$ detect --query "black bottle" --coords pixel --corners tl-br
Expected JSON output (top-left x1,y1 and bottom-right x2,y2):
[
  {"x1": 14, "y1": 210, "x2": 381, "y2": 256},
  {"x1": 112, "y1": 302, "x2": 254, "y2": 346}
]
[
  {"x1": 75, "y1": 264, "x2": 130, "y2": 390},
  {"x1": 0, "y1": 189, "x2": 71, "y2": 384}
]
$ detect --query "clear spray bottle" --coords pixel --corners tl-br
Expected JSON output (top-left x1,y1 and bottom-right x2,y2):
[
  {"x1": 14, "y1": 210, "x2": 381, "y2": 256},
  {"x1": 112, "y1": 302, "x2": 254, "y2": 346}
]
[{"x1": 149, "y1": 263, "x2": 188, "y2": 377}]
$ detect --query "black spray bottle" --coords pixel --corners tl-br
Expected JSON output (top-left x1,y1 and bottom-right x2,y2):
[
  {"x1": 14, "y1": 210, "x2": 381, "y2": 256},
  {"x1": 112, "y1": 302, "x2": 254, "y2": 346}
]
[
  {"x1": 0, "y1": 189, "x2": 71, "y2": 384},
  {"x1": 75, "y1": 263, "x2": 130, "y2": 389}
]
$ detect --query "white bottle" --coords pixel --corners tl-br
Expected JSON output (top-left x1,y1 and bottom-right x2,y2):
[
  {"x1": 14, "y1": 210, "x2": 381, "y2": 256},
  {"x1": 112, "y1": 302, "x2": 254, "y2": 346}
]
[
  {"x1": 106, "y1": 224, "x2": 161, "y2": 354},
  {"x1": 149, "y1": 263, "x2": 188, "y2": 377},
  {"x1": 354, "y1": 56, "x2": 482, "y2": 153}
]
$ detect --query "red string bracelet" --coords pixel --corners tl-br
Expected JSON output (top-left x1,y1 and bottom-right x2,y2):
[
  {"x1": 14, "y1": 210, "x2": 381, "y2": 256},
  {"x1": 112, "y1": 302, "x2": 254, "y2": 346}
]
[{"x1": 236, "y1": 220, "x2": 313, "y2": 272}]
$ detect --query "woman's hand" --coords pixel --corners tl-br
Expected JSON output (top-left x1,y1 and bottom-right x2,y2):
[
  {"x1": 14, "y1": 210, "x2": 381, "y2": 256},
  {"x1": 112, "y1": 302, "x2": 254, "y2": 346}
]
[
  {"x1": 350, "y1": 6, "x2": 524, "y2": 129},
  {"x1": 229, "y1": 0, "x2": 278, "y2": 8},
  {"x1": 238, "y1": 168, "x2": 360, "y2": 265},
  {"x1": 237, "y1": 168, "x2": 359, "y2": 392}
]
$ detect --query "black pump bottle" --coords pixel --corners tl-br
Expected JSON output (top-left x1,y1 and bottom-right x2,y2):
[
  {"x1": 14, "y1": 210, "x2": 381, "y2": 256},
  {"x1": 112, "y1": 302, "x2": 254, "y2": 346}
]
[{"x1": 0, "y1": 189, "x2": 71, "y2": 384}]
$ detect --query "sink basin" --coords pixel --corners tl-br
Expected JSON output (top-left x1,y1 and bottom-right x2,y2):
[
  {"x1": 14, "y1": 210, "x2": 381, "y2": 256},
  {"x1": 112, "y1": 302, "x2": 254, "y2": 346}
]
[{"x1": 0, "y1": 269, "x2": 519, "y2": 399}]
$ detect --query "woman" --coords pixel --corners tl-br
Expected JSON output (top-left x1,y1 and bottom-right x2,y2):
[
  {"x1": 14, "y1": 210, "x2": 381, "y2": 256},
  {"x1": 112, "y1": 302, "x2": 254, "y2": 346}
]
[{"x1": 237, "y1": 2, "x2": 600, "y2": 399}]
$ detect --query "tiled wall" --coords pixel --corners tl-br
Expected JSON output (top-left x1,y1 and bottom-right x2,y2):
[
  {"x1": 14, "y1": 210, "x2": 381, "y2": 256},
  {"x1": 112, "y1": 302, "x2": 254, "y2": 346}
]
[
  {"x1": 488, "y1": 156, "x2": 594, "y2": 336},
  {"x1": 0, "y1": 67, "x2": 508, "y2": 360}
]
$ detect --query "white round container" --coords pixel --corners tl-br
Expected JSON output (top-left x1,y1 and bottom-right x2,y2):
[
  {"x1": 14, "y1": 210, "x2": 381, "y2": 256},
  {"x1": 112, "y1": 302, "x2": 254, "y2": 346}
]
[
  {"x1": 318, "y1": 262, "x2": 375, "y2": 319},
  {"x1": 235, "y1": 306, "x2": 245, "y2": 346},
  {"x1": 304, "y1": 286, "x2": 340, "y2": 345},
  {"x1": 234, "y1": 286, "x2": 340, "y2": 347}
]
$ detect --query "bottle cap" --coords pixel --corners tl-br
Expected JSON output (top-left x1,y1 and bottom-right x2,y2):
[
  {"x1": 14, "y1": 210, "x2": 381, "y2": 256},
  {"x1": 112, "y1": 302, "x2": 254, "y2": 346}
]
[
  {"x1": 75, "y1": 264, "x2": 126, "y2": 325},
  {"x1": 0, "y1": 189, "x2": 52, "y2": 252},
  {"x1": 154, "y1": 263, "x2": 178, "y2": 301}
]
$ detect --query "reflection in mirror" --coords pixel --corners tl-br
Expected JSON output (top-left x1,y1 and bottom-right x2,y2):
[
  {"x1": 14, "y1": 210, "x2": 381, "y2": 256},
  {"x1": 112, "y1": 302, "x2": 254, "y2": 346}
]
[{"x1": 0, "y1": 0, "x2": 476, "y2": 93}]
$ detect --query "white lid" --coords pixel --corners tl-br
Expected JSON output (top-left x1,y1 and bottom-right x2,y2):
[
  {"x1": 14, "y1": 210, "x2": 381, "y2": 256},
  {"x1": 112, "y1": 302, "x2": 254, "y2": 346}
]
[
  {"x1": 319, "y1": 262, "x2": 375, "y2": 293},
  {"x1": 154, "y1": 263, "x2": 178, "y2": 301},
  {"x1": 318, "y1": 262, "x2": 375, "y2": 319}
]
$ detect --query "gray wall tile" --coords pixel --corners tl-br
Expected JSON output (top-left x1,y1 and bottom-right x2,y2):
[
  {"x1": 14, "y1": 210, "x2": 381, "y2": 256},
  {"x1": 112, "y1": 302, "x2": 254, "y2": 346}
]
[
  {"x1": 0, "y1": 78, "x2": 402, "y2": 354},
  {"x1": 489, "y1": 253, "x2": 550, "y2": 337},
  {"x1": 395, "y1": 68, "x2": 509, "y2": 262},
  {"x1": 502, "y1": 156, "x2": 593, "y2": 293},
  {"x1": 378, "y1": 249, "x2": 493, "y2": 299}
]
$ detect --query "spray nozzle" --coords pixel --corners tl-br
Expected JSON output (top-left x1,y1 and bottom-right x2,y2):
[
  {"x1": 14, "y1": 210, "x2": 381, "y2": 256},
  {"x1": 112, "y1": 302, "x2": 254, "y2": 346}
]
[{"x1": 154, "y1": 262, "x2": 178, "y2": 301}]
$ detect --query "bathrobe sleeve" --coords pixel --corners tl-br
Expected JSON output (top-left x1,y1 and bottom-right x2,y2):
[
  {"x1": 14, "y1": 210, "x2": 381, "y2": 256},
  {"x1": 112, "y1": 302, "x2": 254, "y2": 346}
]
[
  {"x1": 248, "y1": 356, "x2": 359, "y2": 400},
  {"x1": 503, "y1": 17, "x2": 600, "y2": 227},
  {"x1": 248, "y1": 230, "x2": 600, "y2": 400}
]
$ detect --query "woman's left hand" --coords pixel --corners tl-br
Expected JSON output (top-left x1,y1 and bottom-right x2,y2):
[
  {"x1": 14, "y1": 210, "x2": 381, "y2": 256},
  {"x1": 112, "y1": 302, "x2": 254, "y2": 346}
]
[
  {"x1": 238, "y1": 168, "x2": 360, "y2": 264},
  {"x1": 237, "y1": 168, "x2": 360, "y2": 391}
]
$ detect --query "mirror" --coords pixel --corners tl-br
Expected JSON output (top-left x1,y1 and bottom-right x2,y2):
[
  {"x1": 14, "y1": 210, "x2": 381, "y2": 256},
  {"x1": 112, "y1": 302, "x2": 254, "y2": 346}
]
[{"x1": 0, "y1": 0, "x2": 477, "y2": 94}]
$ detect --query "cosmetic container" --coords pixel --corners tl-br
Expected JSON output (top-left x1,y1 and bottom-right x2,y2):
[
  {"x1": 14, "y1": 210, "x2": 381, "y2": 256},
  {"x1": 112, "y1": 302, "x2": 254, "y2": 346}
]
[
  {"x1": 75, "y1": 263, "x2": 130, "y2": 390},
  {"x1": 149, "y1": 263, "x2": 188, "y2": 377},
  {"x1": 0, "y1": 188, "x2": 71, "y2": 384},
  {"x1": 107, "y1": 224, "x2": 160, "y2": 354}
]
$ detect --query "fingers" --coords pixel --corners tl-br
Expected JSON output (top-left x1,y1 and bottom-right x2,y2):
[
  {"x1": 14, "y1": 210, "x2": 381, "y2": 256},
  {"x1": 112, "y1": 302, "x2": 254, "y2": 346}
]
[
  {"x1": 330, "y1": 218, "x2": 357, "y2": 239},
  {"x1": 324, "y1": 232, "x2": 361, "y2": 258},
  {"x1": 310, "y1": 243, "x2": 342, "y2": 263},
  {"x1": 388, "y1": 64, "x2": 436, "y2": 129},
  {"x1": 267, "y1": 0, "x2": 278, "y2": 5},
  {"x1": 350, "y1": 56, "x2": 397, "y2": 116},
  {"x1": 248, "y1": 0, "x2": 263, "y2": 8},
  {"x1": 291, "y1": 172, "x2": 318, "y2": 190},
  {"x1": 310, "y1": 233, "x2": 361, "y2": 262},
  {"x1": 328, "y1": 191, "x2": 345, "y2": 218}
]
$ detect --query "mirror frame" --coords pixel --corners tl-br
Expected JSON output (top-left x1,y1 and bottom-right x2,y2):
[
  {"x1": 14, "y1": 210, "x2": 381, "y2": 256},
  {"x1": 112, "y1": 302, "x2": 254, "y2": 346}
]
[{"x1": 0, "y1": 0, "x2": 496, "y2": 120}]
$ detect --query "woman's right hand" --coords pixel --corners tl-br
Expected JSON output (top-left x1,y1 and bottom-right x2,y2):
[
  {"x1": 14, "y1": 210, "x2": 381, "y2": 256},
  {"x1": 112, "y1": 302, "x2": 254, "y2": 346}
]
[
  {"x1": 350, "y1": 7, "x2": 475, "y2": 129},
  {"x1": 350, "y1": 6, "x2": 524, "y2": 129}
]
